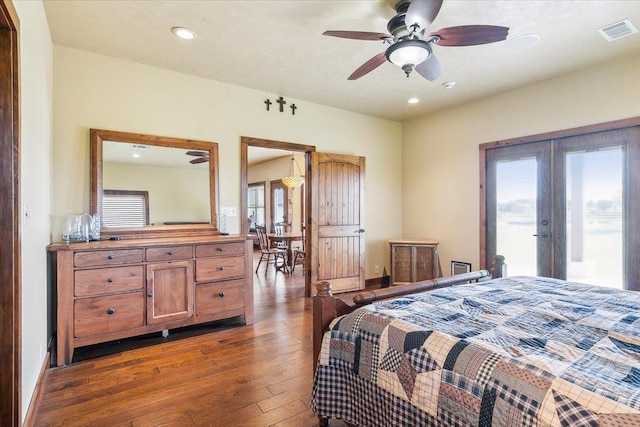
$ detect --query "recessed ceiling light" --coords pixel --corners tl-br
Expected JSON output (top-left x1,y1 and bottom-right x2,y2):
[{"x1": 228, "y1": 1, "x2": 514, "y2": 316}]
[
  {"x1": 505, "y1": 34, "x2": 540, "y2": 50},
  {"x1": 442, "y1": 81, "x2": 456, "y2": 89},
  {"x1": 407, "y1": 98, "x2": 420, "y2": 104},
  {"x1": 171, "y1": 27, "x2": 197, "y2": 40},
  {"x1": 132, "y1": 153, "x2": 141, "y2": 158}
]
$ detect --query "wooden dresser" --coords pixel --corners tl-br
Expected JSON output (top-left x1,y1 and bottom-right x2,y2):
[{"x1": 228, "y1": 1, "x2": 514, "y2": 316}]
[
  {"x1": 389, "y1": 239, "x2": 441, "y2": 286},
  {"x1": 48, "y1": 235, "x2": 253, "y2": 366}
]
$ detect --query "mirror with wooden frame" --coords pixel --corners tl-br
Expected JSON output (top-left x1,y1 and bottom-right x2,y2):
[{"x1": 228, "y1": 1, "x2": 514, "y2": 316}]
[{"x1": 90, "y1": 129, "x2": 220, "y2": 238}]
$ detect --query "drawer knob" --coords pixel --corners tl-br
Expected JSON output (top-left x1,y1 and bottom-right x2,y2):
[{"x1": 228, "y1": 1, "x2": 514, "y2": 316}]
[
  {"x1": 167, "y1": 251, "x2": 174, "y2": 255},
  {"x1": 107, "y1": 278, "x2": 113, "y2": 283},
  {"x1": 107, "y1": 255, "x2": 114, "y2": 260},
  {"x1": 218, "y1": 292, "x2": 225, "y2": 297},
  {"x1": 106, "y1": 307, "x2": 115, "y2": 315},
  {"x1": 219, "y1": 266, "x2": 225, "y2": 271},
  {"x1": 147, "y1": 293, "x2": 153, "y2": 298},
  {"x1": 216, "y1": 247, "x2": 224, "y2": 251}
]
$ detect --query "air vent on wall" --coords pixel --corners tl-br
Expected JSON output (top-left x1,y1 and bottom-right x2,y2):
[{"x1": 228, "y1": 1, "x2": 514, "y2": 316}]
[{"x1": 598, "y1": 19, "x2": 638, "y2": 41}]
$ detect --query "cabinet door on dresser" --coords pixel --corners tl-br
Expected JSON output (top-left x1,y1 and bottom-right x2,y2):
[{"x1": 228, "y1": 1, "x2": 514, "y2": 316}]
[
  {"x1": 415, "y1": 245, "x2": 438, "y2": 282},
  {"x1": 146, "y1": 261, "x2": 194, "y2": 324},
  {"x1": 391, "y1": 245, "x2": 413, "y2": 284}
]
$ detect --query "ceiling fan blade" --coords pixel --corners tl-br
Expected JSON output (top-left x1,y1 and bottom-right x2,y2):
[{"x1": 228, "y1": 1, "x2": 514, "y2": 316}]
[
  {"x1": 405, "y1": 0, "x2": 443, "y2": 31},
  {"x1": 430, "y1": 25, "x2": 509, "y2": 46},
  {"x1": 186, "y1": 150, "x2": 206, "y2": 157},
  {"x1": 348, "y1": 51, "x2": 387, "y2": 80},
  {"x1": 190, "y1": 157, "x2": 209, "y2": 164},
  {"x1": 415, "y1": 53, "x2": 441, "y2": 81},
  {"x1": 323, "y1": 30, "x2": 391, "y2": 41}
]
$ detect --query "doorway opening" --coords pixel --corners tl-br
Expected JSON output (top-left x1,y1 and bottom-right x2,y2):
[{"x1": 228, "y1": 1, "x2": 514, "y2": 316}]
[{"x1": 240, "y1": 137, "x2": 315, "y2": 295}]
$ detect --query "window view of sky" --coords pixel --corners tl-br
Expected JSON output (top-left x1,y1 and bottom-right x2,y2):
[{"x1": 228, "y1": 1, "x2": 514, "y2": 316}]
[{"x1": 496, "y1": 147, "x2": 622, "y2": 205}]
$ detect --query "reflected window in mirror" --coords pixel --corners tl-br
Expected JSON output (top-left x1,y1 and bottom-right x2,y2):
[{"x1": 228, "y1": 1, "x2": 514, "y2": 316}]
[
  {"x1": 103, "y1": 190, "x2": 149, "y2": 227},
  {"x1": 248, "y1": 182, "x2": 265, "y2": 232}
]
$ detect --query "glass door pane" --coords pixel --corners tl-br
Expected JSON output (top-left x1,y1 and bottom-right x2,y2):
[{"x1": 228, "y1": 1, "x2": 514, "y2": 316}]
[
  {"x1": 496, "y1": 158, "x2": 538, "y2": 276},
  {"x1": 565, "y1": 148, "x2": 623, "y2": 288},
  {"x1": 270, "y1": 179, "x2": 288, "y2": 230}
]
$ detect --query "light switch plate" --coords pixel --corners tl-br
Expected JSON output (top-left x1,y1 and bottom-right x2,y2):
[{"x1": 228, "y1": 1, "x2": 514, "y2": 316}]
[{"x1": 220, "y1": 207, "x2": 237, "y2": 217}]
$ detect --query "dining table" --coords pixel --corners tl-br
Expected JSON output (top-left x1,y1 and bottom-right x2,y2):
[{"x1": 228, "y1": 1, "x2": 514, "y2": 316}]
[{"x1": 268, "y1": 232, "x2": 302, "y2": 273}]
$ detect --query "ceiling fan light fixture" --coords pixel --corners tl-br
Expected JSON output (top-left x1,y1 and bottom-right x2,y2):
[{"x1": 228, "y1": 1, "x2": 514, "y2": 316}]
[{"x1": 386, "y1": 39, "x2": 432, "y2": 68}]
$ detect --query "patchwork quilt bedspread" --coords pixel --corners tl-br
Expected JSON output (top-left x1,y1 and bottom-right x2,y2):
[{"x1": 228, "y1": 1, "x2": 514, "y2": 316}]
[{"x1": 311, "y1": 276, "x2": 640, "y2": 426}]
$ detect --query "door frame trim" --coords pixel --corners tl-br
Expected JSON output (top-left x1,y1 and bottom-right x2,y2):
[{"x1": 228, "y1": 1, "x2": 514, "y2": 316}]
[
  {"x1": 240, "y1": 137, "x2": 315, "y2": 295},
  {"x1": 0, "y1": 0, "x2": 21, "y2": 424}
]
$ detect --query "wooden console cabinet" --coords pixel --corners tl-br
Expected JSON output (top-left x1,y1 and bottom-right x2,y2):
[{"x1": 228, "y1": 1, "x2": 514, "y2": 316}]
[
  {"x1": 48, "y1": 235, "x2": 253, "y2": 366},
  {"x1": 389, "y1": 239, "x2": 441, "y2": 286}
]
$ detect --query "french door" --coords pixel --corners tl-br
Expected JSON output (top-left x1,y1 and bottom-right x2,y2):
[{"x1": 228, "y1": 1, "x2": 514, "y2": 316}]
[
  {"x1": 270, "y1": 179, "x2": 288, "y2": 230},
  {"x1": 484, "y1": 125, "x2": 640, "y2": 290}
]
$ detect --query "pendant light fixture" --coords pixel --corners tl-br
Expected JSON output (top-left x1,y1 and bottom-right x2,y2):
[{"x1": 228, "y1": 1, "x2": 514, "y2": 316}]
[{"x1": 282, "y1": 154, "x2": 304, "y2": 189}]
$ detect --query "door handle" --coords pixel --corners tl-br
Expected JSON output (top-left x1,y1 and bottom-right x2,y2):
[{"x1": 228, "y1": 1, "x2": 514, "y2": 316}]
[
  {"x1": 533, "y1": 233, "x2": 549, "y2": 238},
  {"x1": 355, "y1": 229, "x2": 365, "y2": 233}
]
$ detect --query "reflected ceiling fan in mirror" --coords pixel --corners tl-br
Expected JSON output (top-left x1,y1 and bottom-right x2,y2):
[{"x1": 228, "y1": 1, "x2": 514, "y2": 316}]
[
  {"x1": 186, "y1": 150, "x2": 210, "y2": 164},
  {"x1": 323, "y1": 0, "x2": 509, "y2": 80}
]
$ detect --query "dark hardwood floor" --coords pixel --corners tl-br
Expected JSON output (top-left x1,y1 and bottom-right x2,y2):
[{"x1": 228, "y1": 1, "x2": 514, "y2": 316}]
[{"x1": 33, "y1": 252, "x2": 348, "y2": 426}]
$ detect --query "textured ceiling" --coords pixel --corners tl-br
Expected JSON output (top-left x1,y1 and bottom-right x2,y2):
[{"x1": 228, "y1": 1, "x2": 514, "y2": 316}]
[{"x1": 43, "y1": 0, "x2": 640, "y2": 122}]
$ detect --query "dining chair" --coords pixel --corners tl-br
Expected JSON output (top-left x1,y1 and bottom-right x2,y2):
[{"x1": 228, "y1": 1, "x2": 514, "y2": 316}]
[
  {"x1": 255, "y1": 225, "x2": 287, "y2": 274},
  {"x1": 272, "y1": 222, "x2": 290, "y2": 250},
  {"x1": 291, "y1": 224, "x2": 305, "y2": 273}
]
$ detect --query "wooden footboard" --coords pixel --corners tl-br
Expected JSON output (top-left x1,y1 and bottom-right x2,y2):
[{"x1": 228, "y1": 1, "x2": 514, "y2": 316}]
[{"x1": 311, "y1": 256, "x2": 506, "y2": 425}]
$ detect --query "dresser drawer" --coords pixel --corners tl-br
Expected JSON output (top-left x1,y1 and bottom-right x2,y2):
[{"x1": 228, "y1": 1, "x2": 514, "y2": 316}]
[
  {"x1": 195, "y1": 242, "x2": 244, "y2": 258},
  {"x1": 196, "y1": 280, "x2": 244, "y2": 316},
  {"x1": 74, "y1": 292, "x2": 144, "y2": 338},
  {"x1": 74, "y1": 249, "x2": 144, "y2": 268},
  {"x1": 146, "y1": 245, "x2": 193, "y2": 262},
  {"x1": 195, "y1": 256, "x2": 244, "y2": 282},
  {"x1": 75, "y1": 266, "x2": 144, "y2": 297}
]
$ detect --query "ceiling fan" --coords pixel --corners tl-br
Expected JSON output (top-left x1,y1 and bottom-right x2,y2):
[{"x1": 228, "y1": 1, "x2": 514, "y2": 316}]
[
  {"x1": 186, "y1": 150, "x2": 209, "y2": 164},
  {"x1": 323, "y1": 0, "x2": 509, "y2": 80}
]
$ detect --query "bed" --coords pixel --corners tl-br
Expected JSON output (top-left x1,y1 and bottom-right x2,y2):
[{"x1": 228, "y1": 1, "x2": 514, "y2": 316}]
[{"x1": 311, "y1": 267, "x2": 640, "y2": 426}]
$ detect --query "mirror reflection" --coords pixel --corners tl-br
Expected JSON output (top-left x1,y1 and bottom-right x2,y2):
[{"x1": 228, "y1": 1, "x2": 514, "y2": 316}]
[
  {"x1": 102, "y1": 142, "x2": 210, "y2": 227},
  {"x1": 90, "y1": 128, "x2": 219, "y2": 238}
]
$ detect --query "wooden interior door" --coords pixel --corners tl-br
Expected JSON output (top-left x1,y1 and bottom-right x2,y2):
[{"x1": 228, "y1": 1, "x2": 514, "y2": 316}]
[{"x1": 310, "y1": 153, "x2": 365, "y2": 295}]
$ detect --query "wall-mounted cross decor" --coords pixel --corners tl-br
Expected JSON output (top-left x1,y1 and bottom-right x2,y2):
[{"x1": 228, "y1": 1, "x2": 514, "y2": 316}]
[{"x1": 263, "y1": 97, "x2": 298, "y2": 115}]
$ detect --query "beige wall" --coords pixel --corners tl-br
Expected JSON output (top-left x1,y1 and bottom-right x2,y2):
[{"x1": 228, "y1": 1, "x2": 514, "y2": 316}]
[
  {"x1": 14, "y1": 0, "x2": 53, "y2": 421},
  {"x1": 402, "y1": 54, "x2": 640, "y2": 275},
  {"x1": 52, "y1": 46, "x2": 403, "y2": 278}
]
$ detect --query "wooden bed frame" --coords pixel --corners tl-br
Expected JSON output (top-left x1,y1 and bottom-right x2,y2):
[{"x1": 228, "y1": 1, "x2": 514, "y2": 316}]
[{"x1": 312, "y1": 256, "x2": 506, "y2": 426}]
